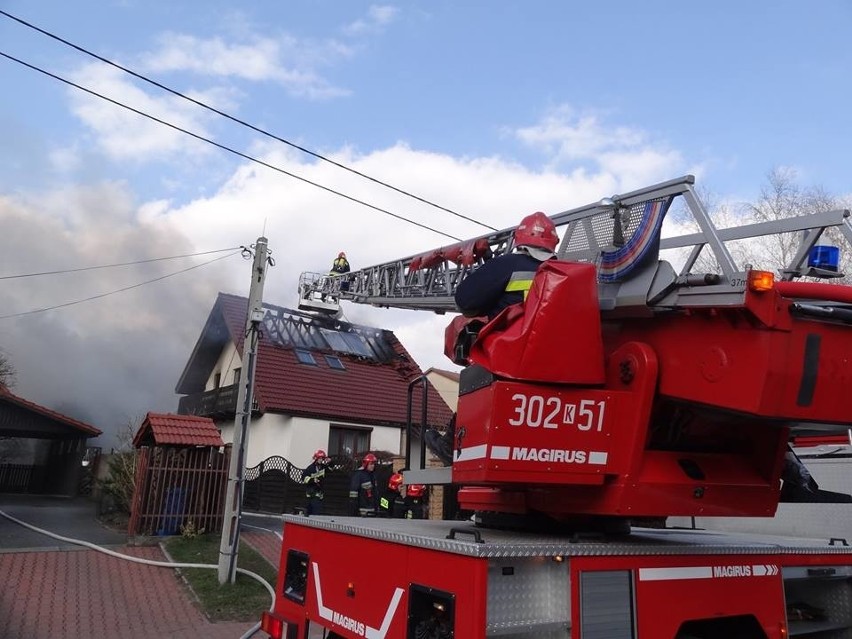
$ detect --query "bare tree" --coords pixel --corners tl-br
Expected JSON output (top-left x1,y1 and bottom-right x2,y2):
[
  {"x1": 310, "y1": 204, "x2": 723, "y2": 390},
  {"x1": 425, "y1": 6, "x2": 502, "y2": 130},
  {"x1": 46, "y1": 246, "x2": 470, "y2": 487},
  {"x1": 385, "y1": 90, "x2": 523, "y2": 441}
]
[
  {"x1": 746, "y1": 167, "x2": 842, "y2": 277},
  {"x1": 670, "y1": 169, "x2": 848, "y2": 280},
  {"x1": 99, "y1": 415, "x2": 144, "y2": 514},
  {"x1": 0, "y1": 348, "x2": 16, "y2": 389}
]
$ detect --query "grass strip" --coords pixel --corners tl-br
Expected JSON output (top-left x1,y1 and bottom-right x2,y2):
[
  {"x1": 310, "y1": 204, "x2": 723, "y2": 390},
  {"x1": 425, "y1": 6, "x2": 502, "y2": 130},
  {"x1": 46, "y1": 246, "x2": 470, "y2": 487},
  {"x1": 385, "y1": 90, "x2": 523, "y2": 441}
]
[{"x1": 164, "y1": 533, "x2": 278, "y2": 622}]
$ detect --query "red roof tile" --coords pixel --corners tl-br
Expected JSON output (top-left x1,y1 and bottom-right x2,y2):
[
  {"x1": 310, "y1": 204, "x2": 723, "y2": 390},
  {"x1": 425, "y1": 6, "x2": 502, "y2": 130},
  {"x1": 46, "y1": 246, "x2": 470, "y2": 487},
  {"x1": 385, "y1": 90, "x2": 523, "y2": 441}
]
[
  {"x1": 188, "y1": 293, "x2": 454, "y2": 428},
  {"x1": 0, "y1": 386, "x2": 102, "y2": 436},
  {"x1": 133, "y1": 412, "x2": 224, "y2": 448}
]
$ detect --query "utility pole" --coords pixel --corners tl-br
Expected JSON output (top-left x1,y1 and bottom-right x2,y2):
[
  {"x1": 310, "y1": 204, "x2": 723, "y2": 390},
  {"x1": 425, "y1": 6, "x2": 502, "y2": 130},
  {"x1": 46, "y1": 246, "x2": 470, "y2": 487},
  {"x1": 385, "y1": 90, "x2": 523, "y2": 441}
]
[{"x1": 218, "y1": 237, "x2": 270, "y2": 584}]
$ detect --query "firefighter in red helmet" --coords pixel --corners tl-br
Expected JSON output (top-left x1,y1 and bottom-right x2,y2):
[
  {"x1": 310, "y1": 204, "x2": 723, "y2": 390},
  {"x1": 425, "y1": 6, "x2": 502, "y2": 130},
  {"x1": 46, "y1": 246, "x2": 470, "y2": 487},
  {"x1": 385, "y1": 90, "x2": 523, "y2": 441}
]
[
  {"x1": 455, "y1": 211, "x2": 558, "y2": 319},
  {"x1": 403, "y1": 484, "x2": 428, "y2": 520},
  {"x1": 349, "y1": 453, "x2": 379, "y2": 516},
  {"x1": 303, "y1": 449, "x2": 329, "y2": 516},
  {"x1": 379, "y1": 472, "x2": 406, "y2": 518},
  {"x1": 330, "y1": 251, "x2": 351, "y2": 292}
]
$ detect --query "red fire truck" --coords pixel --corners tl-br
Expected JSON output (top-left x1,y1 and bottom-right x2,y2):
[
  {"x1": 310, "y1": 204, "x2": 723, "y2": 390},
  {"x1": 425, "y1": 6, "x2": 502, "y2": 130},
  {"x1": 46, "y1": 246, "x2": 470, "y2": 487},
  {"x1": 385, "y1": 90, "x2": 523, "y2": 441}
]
[{"x1": 262, "y1": 176, "x2": 852, "y2": 638}]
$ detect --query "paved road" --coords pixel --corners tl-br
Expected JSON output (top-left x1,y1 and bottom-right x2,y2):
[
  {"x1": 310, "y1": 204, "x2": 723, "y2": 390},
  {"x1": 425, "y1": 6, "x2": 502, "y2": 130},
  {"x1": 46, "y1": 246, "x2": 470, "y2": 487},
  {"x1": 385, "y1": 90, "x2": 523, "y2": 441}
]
[
  {"x1": 0, "y1": 494, "x2": 127, "y2": 551},
  {"x1": 0, "y1": 495, "x2": 270, "y2": 638}
]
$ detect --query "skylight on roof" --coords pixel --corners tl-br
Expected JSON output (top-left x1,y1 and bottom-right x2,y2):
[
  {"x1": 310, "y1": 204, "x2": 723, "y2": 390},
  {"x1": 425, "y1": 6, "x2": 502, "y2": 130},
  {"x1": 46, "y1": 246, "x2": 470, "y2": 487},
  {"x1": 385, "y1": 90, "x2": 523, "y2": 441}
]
[
  {"x1": 325, "y1": 355, "x2": 345, "y2": 370},
  {"x1": 295, "y1": 349, "x2": 317, "y2": 365}
]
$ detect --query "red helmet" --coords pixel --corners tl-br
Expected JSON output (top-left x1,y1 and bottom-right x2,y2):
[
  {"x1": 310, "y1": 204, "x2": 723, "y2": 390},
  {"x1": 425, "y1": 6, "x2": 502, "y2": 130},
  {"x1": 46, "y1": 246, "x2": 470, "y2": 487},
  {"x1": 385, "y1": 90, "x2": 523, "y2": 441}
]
[
  {"x1": 406, "y1": 484, "x2": 426, "y2": 498},
  {"x1": 514, "y1": 212, "x2": 558, "y2": 252},
  {"x1": 361, "y1": 453, "x2": 377, "y2": 468},
  {"x1": 338, "y1": 251, "x2": 346, "y2": 258},
  {"x1": 388, "y1": 473, "x2": 404, "y2": 490},
  {"x1": 313, "y1": 449, "x2": 327, "y2": 461}
]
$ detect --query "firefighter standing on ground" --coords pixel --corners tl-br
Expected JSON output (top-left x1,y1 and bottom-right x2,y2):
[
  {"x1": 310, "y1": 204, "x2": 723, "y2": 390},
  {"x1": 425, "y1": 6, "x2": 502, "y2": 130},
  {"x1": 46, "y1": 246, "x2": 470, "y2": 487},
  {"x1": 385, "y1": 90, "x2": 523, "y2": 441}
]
[
  {"x1": 349, "y1": 453, "x2": 379, "y2": 516},
  {"x1": 402, "y1": 484, "x2": 428, "y2": 519},
  {"x1": 379, "y1": 472, "x2": 406, "y2": 518},
  {"x1": 454, "y1": 211, "x2": 559, "y2": 318},
  {"x1": 303, "y1": 449, "x2": 329, "y2": 516}
]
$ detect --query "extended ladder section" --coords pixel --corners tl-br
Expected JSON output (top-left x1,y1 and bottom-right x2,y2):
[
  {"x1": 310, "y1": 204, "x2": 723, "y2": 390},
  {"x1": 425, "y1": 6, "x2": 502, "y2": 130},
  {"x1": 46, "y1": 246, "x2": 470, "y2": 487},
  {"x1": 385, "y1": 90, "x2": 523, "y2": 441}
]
[{"x1": 298, "y1": 174, "x2": 852, "y2": 315}]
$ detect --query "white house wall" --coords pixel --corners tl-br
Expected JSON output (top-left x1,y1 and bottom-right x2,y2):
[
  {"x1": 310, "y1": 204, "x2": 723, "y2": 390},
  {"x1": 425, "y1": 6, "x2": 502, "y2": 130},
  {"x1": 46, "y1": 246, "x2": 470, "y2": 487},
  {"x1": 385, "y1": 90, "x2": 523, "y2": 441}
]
[
  {"x1": 218, "y1": 412, "x2": 403, "y2": 469},
  {"x1": 426, "y1": 372, "x2": 459, "y2": 412},
  {"x1": 206, "y1": 341, "x2": 242, "y2": 391}
]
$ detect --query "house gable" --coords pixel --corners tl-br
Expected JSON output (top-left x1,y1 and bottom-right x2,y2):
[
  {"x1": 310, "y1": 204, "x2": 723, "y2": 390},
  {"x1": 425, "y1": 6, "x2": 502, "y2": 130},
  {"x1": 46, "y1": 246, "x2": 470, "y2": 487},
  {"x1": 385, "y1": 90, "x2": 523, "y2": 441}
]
[{"x1": 177, "y1": 292, "x2": 454, "y2": 428}]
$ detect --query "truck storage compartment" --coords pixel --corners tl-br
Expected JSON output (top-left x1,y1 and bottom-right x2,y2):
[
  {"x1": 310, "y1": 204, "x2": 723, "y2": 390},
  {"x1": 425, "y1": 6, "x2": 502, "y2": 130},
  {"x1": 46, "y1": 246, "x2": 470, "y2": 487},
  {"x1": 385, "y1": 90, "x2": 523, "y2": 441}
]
[{"x1": 783, "y1": 565, "x2": 852, "y2": 638}]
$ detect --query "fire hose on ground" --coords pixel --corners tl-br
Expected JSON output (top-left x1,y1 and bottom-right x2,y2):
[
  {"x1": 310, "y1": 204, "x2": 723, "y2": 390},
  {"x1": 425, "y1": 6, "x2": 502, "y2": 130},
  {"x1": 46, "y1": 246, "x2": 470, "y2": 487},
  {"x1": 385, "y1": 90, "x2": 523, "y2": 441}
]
[{"x1": 0, "y1": 508, "x2": 273, "y2": 639}]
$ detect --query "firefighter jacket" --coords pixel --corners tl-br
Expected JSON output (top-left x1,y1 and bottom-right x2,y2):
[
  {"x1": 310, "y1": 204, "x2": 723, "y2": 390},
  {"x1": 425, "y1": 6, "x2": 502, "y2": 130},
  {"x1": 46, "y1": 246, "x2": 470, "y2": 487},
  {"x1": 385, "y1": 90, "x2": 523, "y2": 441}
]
[
  {"x1": 303, "y1": 461, "x2": 326, "y2": 500},
  {"x1": 379, "y1": 490, "x2": 406, "y2": 518},
  {"x1": 331, "y1": 256, "x2": 350, "y2": 274},
  {"x1": 454, "y1": 252, "x2": 547, "y2": 319},
  {"x1": 349, "y1": 468, "x2": 378, "y2": 516},
  {"x1": 402, "y1": 496, "x2": 427, "y2": 520}
]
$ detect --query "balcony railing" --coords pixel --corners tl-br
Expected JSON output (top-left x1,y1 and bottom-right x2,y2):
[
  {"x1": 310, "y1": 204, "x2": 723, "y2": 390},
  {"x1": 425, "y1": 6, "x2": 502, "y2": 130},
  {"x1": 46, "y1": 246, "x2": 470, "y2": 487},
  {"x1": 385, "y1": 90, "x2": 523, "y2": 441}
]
[{"x1": 179, "y1": 384, "x2": 242, "y2": 417}]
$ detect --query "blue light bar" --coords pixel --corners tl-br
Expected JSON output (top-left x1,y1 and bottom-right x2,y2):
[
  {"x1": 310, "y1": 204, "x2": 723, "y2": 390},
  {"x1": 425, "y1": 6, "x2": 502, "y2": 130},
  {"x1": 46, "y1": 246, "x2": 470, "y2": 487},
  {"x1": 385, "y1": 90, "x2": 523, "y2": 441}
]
[{"x1": 808, "y1": 245, "x2": 840, "y2": 271}]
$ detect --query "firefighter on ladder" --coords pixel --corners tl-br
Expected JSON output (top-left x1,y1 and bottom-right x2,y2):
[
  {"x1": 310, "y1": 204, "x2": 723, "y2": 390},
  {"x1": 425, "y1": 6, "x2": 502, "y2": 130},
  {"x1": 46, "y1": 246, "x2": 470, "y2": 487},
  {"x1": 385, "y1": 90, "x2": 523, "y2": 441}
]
[
  {"x1": 455, "y1": 211, "x2": 558, "y2": 318},
  {"x1": 427, "y1": 212, "x2": 560, "y2": 464},
  {"x1": 330, "y1": 251, "x2": 351, "y2": 292},
  {"x1": 349, "y1": 453, "x2": 379, "y2": 516}
]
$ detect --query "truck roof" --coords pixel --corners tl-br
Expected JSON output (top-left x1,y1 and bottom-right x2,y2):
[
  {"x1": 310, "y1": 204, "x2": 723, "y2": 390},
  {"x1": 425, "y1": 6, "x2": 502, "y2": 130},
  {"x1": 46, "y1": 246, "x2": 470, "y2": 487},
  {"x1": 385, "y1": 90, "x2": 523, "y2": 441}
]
[{"x1": 281, "y1": 515, "x2": 852, "y2": 559}]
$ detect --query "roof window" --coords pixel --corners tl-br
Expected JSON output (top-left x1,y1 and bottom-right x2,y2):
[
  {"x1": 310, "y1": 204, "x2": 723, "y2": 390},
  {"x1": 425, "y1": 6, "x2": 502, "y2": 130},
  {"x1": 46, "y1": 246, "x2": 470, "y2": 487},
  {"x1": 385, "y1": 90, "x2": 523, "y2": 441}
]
[
  {"x1": 325, "y1": 355, "x2": 346, "y2": 370},
  {"x1": 295, "y1": 349, "x2": 317, "y2": 365}
]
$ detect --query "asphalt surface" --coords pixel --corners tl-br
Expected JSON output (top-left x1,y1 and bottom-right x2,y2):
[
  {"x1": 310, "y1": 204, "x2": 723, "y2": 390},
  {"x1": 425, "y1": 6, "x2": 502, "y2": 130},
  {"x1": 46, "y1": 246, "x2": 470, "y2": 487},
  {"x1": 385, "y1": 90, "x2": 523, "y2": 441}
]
[{"x1": 0, "y1": 494, "x2": 127, "y2": 551}]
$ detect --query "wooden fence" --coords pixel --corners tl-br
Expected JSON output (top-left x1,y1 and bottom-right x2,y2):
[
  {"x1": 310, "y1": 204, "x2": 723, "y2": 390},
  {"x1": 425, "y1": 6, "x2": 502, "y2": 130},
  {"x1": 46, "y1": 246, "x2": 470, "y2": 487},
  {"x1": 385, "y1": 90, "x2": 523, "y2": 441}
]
[
  {"x1": 128, "y1": 446, "x2": 229, "y2": 536},
  {"x1": 0, "y1": 463, "x2": 44, "y2": 493}
]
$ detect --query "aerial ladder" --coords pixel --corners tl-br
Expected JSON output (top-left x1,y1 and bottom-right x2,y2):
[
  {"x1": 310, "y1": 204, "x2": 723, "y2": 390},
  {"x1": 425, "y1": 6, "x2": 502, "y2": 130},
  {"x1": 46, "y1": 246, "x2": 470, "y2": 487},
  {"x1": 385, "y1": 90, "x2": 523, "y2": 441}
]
[{"x1": 297, "y1": 175, "x2": 852, "y2": 524}]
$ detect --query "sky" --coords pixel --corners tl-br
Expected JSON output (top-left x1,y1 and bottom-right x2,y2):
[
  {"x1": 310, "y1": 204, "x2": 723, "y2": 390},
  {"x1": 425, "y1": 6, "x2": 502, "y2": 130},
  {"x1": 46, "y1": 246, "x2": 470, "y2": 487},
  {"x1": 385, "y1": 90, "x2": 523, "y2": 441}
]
[{"x1": 1, "y1": 1, "x2": 850, "y2": 449}]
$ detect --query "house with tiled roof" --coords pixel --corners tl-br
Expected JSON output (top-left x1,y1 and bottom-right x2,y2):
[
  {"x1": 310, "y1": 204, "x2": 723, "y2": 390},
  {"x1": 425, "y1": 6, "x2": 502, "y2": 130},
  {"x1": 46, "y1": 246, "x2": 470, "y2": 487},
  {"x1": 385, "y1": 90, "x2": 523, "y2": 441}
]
[{"x1": 175, "y1": 293, "x2": 453, "y2": 468}]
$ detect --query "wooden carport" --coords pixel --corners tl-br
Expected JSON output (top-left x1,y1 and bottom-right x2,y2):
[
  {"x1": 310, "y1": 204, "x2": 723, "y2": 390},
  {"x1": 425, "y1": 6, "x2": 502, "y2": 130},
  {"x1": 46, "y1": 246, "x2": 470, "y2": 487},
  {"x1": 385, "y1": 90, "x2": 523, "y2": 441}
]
[{"x1": 0, "y1": 387, "x2": 101, "y2": 496}]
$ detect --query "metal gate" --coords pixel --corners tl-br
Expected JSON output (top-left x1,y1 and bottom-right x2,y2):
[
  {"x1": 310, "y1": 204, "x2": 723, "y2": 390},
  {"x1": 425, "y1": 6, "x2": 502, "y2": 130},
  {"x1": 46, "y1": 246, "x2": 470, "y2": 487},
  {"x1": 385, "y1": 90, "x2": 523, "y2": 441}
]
[{"x1": 128, "y1": 446, "x2": 229, "y2": 536}]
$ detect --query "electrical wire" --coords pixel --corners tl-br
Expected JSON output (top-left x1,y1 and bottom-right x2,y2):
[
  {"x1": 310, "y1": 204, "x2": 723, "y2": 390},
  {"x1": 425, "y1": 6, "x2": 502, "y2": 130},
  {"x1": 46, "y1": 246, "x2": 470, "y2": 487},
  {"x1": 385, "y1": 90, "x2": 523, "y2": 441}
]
[
  {"x1": 0, "y1": 246, "x2": 241, "y2": 280},
  {"x1": 0, "y1": 9, "x2": 497, "y2": 233},
  {"x1": 0, "y1": 50, "x2": 463, "y2": 243},
  {"x1": 0, "y1": 249, "x2": 240, "y2": 320}
]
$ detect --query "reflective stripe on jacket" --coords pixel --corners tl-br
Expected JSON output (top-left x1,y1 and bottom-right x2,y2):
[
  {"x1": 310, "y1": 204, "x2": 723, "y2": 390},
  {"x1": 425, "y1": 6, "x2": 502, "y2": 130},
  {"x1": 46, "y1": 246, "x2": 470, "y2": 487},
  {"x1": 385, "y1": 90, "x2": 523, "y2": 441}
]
[{"x1": 504, "y1": 270, "x2": 537, "y2": 300}]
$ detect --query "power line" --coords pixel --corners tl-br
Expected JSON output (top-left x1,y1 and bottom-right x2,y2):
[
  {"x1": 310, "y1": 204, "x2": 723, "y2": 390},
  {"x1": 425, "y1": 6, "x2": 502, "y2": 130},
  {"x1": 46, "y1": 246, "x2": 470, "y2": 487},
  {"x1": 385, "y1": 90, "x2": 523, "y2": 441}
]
[
  {"x1": 0, "y1": 9, "x2": 497, "y2": 233},
  {"x1": 0, "y1": 50, "x2": 463, "y2": 243},
  {"x1": 0, "y1": 246, "x2": 241, "y2": 280},
  {"x1": 0, "y1": 250, "x2": 241, "y2": 320}
]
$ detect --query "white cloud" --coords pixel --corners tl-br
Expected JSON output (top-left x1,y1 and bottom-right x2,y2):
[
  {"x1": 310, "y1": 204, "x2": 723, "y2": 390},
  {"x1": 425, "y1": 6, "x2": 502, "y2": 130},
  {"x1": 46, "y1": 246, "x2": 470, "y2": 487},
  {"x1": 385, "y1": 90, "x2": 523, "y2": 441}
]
[
  {"x1": 511, "y1": 104, "x2": 685, "y2": 191},
  {"x1": 68, "y1": 63, "x2": 214, "y2": 161},
  {"x1": 142, "y1": 32, "x2": 351, "y2": 99},
  {"x1": 342, "y1": 5, "x2": 400, "y2": 37}
]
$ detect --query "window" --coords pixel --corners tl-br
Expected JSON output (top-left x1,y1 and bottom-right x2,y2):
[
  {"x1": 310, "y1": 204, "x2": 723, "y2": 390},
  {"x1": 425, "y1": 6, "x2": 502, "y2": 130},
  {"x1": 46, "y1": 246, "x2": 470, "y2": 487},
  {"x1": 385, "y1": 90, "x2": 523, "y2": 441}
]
[
  {"x1": 324, "y1": 355, "x2": 345, "y2": 370},
  {"x1": 232, "y1": 367, "x2": 241, "y2": 386},
  {"x1": 328, "y1": 425, "x2": 372, "y2": 457},
  {"x1": 295, "y1": 349, "x2": 317, "y2": 365},
  {"x1": 213, "y1": 372, "x2": 221, "y2": 389}
]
